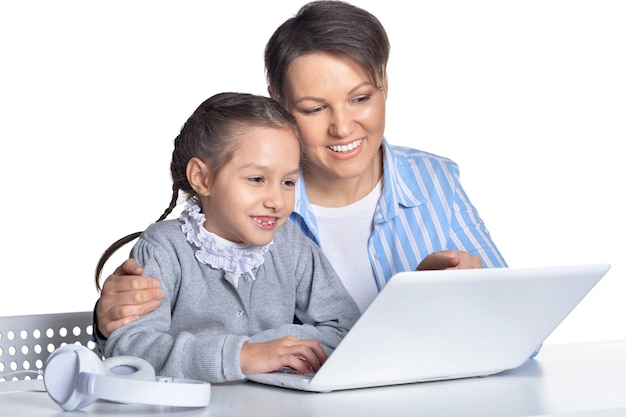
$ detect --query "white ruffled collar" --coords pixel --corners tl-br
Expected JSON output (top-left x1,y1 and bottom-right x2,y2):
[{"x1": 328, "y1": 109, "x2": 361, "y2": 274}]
[{"x1": 179, "y1": 199, "x2": 271, "y2": 276}]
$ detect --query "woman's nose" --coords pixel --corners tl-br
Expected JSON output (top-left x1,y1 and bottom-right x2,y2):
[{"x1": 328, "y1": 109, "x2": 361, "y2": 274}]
[{"x1": 329, "y1": 107, "x2": 356, "y2": 138}]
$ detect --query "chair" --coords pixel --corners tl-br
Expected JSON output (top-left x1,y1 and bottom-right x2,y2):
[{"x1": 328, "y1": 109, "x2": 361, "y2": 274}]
[{"x1": 0, "y1": 311, "x2": 98, "y2": 382}]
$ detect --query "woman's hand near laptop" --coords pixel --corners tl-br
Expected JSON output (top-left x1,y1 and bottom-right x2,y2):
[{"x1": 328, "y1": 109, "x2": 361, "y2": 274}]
[
  {"x1": 96, "y1": 252, "x2": 482, "y2": 338},
  {"x1": 415, "y1": 250, "x2": 483, "y2": 271}
]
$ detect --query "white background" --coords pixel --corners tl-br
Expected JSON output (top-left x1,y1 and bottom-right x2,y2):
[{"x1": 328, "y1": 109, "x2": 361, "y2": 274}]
[{"x1": 1, "y1": 1, "x2": 624, "y2": 345}]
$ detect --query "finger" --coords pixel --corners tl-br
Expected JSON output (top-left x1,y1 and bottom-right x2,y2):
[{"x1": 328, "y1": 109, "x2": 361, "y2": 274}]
[
  {"x1": 416, "y1": 254, "x2": 454, "y2": 271},
  {"x1": 303, "y1": 340, "x2": 328, "y2": 367},
  {"x1": 113, "y1": 258, "x2": 143, "y2": 276},
  {"x1": 288, "y1": 341, "x2": 327, "y2": 372},
  {"x1": 453, "y1": 253, "x2": 482, "y2": 269},
  {"x1": 102, "y1": 288, "x2": 163, "y2": 311},
  {"x1": 100, "y1": 299, "x2": 161, "y2": 336},
  {"x1": 103, "y1": 275, "x2": 162, "y2": 293},
  {"x1": 100, "y1": 315, "x2": 140, "y2": 338},
  {"x1": 128, "y1": 276, "x2": 162, "y2": 291},
  {"x1": 283, "y1": 353, "x2": 315, "y2": 374},
  {"x1": 446, "y1": 257, "x2": 461, "y2": 269},
  {"x1": 98, "y1": 287, "x2": 163, "y2": 325}
]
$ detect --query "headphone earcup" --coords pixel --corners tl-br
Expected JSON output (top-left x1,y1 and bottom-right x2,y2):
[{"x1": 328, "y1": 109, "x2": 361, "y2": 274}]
[
  {"x1": 103, "y1": 355, "x2": 156, "y2": 381},
  {"x1": 43, "y1": 344, "x2": 105, "y2": 411}
]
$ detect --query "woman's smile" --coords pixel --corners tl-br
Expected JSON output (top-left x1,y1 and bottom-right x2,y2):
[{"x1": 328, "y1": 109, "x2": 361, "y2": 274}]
[{"x1": 328, "y1": 138, "x2": 364, "y2": 153}]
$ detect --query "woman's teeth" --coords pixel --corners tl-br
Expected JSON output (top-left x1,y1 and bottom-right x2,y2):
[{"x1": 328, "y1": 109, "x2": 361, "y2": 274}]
[{"x1": 328, "y1": 139, "x2": 363, "y2": 153}]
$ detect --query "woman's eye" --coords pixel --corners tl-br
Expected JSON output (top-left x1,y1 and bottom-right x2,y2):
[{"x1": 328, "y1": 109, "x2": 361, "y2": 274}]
[
  {"x1": 249, "y1": 177, "x2": 264, "y2": 184},
  {"x1": 282, "y1": 179, "x2": 297, "y2": 187},
  {"x1": 302, "y1": 105, "x2": 324, "y2": 115},
  {"x1": 352, "y1": 95, "x2": 371, "y2": 104}
]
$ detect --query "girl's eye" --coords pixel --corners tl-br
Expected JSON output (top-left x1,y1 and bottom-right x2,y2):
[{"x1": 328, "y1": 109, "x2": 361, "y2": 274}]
[
  {"x1": 249, "y1": 176, "x2": 264, "y2": 184},
  {"x1": 282, "y1": 179, "x2": 297, "y2": 187}
]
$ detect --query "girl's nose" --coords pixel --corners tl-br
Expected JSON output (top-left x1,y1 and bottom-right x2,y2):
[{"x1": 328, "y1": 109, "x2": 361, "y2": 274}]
[{"x1": 264, "y1": 184, "x2": 286, "y2": 211}]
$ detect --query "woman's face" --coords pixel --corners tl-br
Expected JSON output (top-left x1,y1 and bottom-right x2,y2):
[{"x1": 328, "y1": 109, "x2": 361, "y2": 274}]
[{"x1": 280, "y1": 52, "x2": 387, "y2": 183}]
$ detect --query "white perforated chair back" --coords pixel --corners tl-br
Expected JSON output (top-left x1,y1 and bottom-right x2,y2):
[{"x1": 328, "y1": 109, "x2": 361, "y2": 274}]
[{"x1": 0, "y1": 311, "x2": 98, "y2": 382}]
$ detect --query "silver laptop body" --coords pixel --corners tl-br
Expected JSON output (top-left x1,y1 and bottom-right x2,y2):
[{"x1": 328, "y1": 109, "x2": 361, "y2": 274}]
[{"x1": 247, "y1": 263, "x2": 611, "y2": 392}]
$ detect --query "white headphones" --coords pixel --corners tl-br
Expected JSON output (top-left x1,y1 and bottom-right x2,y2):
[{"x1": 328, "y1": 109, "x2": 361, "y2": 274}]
[{"x1": 42, "y1": 344, "x2": 211, "y2": 411}]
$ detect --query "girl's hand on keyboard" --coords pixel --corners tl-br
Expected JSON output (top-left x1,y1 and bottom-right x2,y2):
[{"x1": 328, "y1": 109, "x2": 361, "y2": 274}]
[{"x1": 240, "y1": 336, "x2": 327, "y2": 375}]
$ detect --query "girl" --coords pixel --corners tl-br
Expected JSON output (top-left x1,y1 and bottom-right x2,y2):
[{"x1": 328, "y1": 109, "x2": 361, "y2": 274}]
[{"x1": 95, "y1": 92, "x2": 360, "y2": 383}]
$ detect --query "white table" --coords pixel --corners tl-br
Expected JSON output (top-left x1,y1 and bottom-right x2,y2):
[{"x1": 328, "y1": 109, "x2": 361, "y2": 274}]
[{"x1": 2, "y1": 340, "x2": 626, "y2": 417}]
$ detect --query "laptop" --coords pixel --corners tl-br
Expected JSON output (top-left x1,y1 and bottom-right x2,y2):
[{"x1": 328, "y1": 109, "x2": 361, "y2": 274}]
[{"x1": 247, "y1": 263, "x2": 611, "y2": 392}]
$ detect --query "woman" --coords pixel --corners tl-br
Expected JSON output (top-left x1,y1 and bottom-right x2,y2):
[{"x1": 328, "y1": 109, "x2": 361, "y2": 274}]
[{"x1": 95, "y1": 0, "x2": 506, "y2": 339}]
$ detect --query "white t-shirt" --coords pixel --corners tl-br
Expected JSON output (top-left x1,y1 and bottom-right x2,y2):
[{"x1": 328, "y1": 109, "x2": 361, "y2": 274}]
[{"x1": 311, "y1": 181, "x2": 382, "y2": 313}]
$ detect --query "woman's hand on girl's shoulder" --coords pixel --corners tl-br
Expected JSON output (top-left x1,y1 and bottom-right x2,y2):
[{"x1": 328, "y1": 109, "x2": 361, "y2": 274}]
[{"x1": 96, "y1": 258, "x2": 164, "y2": 338}]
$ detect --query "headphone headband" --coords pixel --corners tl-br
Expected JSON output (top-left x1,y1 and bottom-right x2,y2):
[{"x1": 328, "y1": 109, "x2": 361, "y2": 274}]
[{"x1": 83, "y1": 372, "x2": 212, "y2": 407}]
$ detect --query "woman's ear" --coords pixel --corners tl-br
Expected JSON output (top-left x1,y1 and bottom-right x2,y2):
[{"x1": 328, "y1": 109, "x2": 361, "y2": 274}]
[
  {"x1": 187, "y1": 157, "x2": 211, "y2": 196},
  {"x1": 268, "y1": 86, "x2": 287, "y2": 108},
  {"x1": 267, "y1": 86, "x2": 277, "y2": 100}
]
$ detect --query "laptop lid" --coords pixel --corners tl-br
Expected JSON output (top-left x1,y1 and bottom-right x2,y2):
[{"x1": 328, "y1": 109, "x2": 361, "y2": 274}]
[{"x1": 247, "y1": 263, "x2": 611, "y2": 392}]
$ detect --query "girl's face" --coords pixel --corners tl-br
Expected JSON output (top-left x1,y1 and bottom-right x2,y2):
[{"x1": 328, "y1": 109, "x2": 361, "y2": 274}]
[
  {"x1": 281, "y1": 52, "x2": 387, "y2": 184},
  {"x1": 202, "y1": 126, "x2": 300, "y2": 245}
]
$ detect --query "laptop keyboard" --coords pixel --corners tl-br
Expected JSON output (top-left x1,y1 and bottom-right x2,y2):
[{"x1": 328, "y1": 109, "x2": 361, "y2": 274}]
[{"x1": 274, "y1": 366, "x2": 316, "y2": 377}]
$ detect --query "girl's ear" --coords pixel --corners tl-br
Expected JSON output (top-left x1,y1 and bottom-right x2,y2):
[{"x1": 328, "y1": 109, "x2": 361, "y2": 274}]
[
  {"x1": 187, "y1": 157, "x2": 211, "y2": 196},
  {"x1": 381, "y1": 67, "x2": 389, "y2": 100}
]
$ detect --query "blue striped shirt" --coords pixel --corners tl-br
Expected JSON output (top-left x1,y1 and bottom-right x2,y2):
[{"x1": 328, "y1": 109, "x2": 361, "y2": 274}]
[{"x1": 289, "y1": 138, "x2": 508, "y2": 290}]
